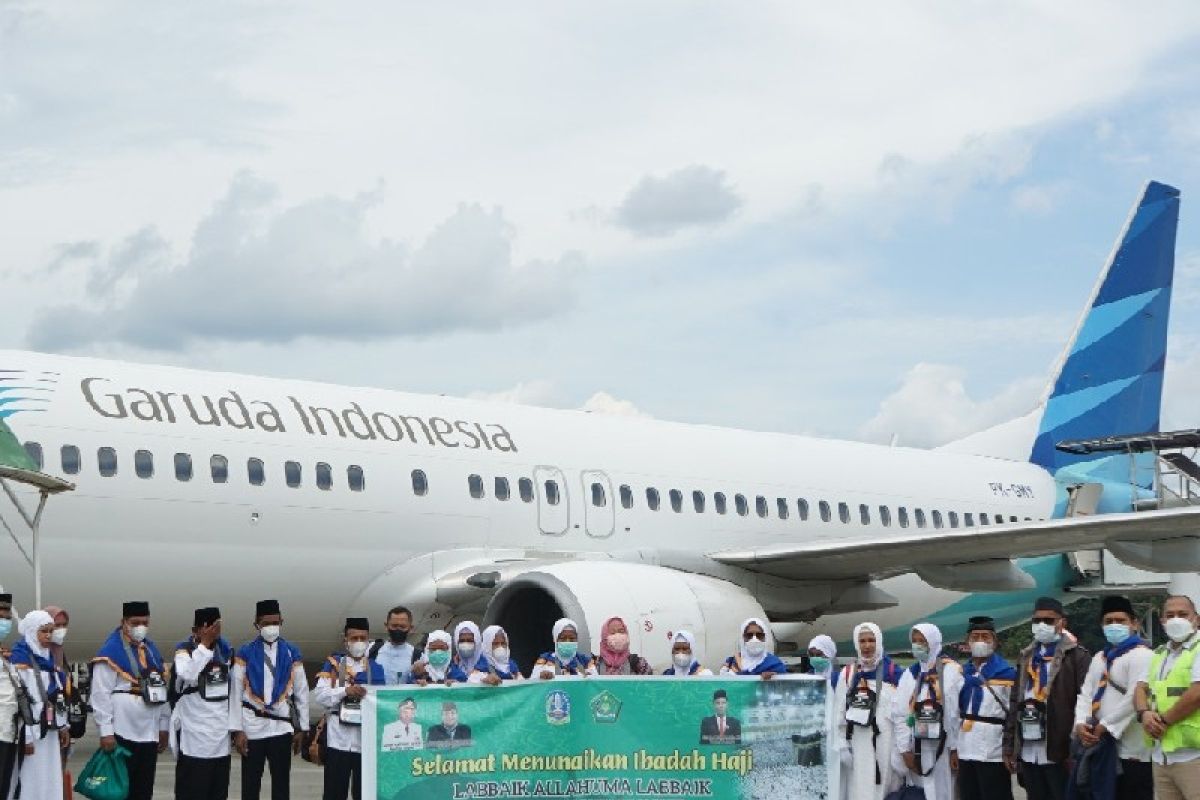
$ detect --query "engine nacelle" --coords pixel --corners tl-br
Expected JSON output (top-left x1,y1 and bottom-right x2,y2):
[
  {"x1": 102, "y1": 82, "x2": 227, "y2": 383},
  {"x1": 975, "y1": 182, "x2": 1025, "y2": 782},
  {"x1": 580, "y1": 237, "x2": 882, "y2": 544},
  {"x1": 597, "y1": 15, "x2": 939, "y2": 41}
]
[
  {"x1": 1108, "y1": 538, "x2": 1200, "y2": 572},
  {"x1": 483, "y1": 561, "x2": 768, "y2": 673}
]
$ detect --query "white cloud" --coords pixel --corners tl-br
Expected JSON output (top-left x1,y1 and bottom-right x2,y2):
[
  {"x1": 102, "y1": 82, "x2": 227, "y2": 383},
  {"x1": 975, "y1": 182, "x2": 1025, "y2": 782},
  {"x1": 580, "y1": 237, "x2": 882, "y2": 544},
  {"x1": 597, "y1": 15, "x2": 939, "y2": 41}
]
[
  {"x1": 1010, "y1": 181, "x2": 1070, "y2": 215},
  {"x1": 581, "y1": 391, "x2": 649, "y2": 418},
  {"x1": 859, "y1": 363, "x2": 1043, "y2": 448},
  {"x1": 613, "y1": 165, "x2": 741, "y2": 237}
]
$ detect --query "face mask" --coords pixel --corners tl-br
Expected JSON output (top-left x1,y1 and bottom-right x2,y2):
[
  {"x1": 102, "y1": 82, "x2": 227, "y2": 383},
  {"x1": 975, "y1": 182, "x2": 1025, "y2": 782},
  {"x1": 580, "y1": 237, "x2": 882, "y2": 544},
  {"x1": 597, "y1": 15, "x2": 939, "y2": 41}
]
[
  {"x1": 428, "y1": 648, "x2": 451, "y2": 667},
  {"x1": 0, "y1": 619, "x2": 11, "y2": 639},
  {"x1": 129, "y1": 625, "x2": 149, "y2": 643},
  {"x1": 970, "y1": 641, "x2": 994, "y2": 659},
  {"x1": 259, "y1": 625, "x2": 281, "y2": 643},
  {"x1": 457, "y1": 643, "x2": 476, "y2": 661},
  {"x1": 1103, "y1": 623, "x2": 1132, "y2": 646},
  {"x1": 346, "y1": 641, "x2": 368, "y2": 658},
  {"x1": 1031, "y1": 622, "x2": 1059, "y2": 644},
  {"x1": 911, "y1": 644, "x2": 929, "y2": 662},
  {"x1": 556, "y1": 641, "x2": 578, "y2": 661},
  {"x1": 744, "y1": 637, "x2": 766, "y2": 657},
  {"x1": 388, "y1": 629, "x2": 409, "y2": 644},
  {"x1": 606, "y1": 633, "x2": 629, "y2": 652},
  {"x1": 1164, "y1": 617, "x2": 1195, "y2": 643},
  {"x1": 492, "y1": 646, "x2": 510, "y2": 663},
  {"x1": 673, "y1": 652, "x2": 692, "y2": 669},
  {"x1": 809, "y1": 656, "x2": 831, "y2": 672},
  {"x1": 51, "y1": 628, "x2": 68, "y2": 646}
]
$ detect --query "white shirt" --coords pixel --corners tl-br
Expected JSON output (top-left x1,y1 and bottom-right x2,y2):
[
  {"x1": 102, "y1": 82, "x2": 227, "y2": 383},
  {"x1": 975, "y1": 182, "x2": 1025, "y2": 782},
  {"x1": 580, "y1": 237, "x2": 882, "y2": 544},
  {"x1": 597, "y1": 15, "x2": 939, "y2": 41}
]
[
  {"x1": 380, "y1": 719, "x2": 423, "y2": 751},
  {"x1": 228, "y1": 640, "x2": 309, "y2": 740},
  {"x1": 375, "y1": 642, "x2": 415, "y2": 686},
  {"x1": 956, "y1": 662, "x2": 1012, "y2": 763},
  {"x1": 314, "y1": 656, "x2": 368, "y2": 754},
  {"x1": 0, "y1": 655, "x2": 18, "y2": 744},
  {"x1": 1138, "y1": 635, "x2": 1200, "y2": 765},
  {"x1": 91, "y1": 660, "x2": 170, "y2": 743},
  {"x1": 15, "y1": 661, "x2": 68, "y2": 756},
  {"x1": 172, "y1": 642, "x2": 231, "y2": 759},
  {"x1": 893, "y1": 661, "x2": 963, "y2": 761},
  {"x1": 1073, "y1": 645, "x2": 1152, "y2": 762}
]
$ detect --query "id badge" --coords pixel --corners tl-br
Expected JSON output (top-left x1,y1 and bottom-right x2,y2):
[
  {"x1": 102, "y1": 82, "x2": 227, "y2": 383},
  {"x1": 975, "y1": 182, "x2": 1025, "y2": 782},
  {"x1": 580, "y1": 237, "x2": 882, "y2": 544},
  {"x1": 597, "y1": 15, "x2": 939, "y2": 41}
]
[
  {"x1": 915, "y1": 701, "x2": 943, "y2": 741},
  {"x1": 339, "y1": 699, "x2": 363, "y2": 726},
  {"x1": 1020, "y1": 703, "x2": 1045, "y2": 741},
  {"x1": 846, "y1": 688, "x2": 874, "y2": 726},
  {"x1": 200, "y1": 666, "x2": 230, "y2": 702},
  {"x1": 142, "y1": 673, "x2": 168, "y2": 705}
]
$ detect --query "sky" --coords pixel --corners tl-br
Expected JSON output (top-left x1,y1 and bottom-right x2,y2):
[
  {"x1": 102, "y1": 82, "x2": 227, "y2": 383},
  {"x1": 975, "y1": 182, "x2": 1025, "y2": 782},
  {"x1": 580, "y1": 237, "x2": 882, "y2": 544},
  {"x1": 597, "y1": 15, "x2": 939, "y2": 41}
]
[{"x1": 3, "y1": 2, "x2": 1200, "y2": 449}]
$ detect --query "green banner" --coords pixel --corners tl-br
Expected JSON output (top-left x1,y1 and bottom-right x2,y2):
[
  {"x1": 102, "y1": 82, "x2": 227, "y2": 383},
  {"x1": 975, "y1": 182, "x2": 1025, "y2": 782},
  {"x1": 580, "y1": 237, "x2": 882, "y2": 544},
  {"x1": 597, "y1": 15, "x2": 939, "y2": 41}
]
[{"x1": 363, "y1": 676, "x2": 829, "y2": 799}]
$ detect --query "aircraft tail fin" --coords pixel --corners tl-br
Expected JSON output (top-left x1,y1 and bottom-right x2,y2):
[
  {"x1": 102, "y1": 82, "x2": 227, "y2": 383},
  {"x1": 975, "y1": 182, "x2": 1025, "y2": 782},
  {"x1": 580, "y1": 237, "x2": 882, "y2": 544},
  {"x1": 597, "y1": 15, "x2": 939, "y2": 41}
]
[{"x1": 1028, "y1": 180, "x2": 1180, "y2": 472}]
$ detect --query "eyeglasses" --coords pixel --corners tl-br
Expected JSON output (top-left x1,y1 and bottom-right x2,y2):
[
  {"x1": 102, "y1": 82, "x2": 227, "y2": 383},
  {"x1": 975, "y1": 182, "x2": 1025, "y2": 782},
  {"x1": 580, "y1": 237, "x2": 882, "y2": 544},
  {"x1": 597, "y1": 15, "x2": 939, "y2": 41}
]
[{"x1": 1031, "y1": 617, "x2": 1058, "y2": 625}]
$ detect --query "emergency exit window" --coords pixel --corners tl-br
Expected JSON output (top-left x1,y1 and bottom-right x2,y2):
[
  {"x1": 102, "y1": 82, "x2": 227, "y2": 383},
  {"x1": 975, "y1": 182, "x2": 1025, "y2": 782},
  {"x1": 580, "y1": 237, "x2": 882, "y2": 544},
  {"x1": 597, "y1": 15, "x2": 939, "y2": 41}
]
[{"x1": 544, "y1": 479, "x2": 560, "y2": 506}]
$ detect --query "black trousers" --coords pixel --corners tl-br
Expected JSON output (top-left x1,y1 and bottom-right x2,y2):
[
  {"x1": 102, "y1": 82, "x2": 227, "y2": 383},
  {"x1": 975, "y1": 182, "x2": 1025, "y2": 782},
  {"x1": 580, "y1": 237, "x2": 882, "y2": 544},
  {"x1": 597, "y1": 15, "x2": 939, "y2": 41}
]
[
  {"x1": 959, "y1": 759, "x2": 1014, "y2": 800},
  {"x1": 242, "y1": 733, "x2": 293, "y2": 800},
  {"x1": 116, "y1": 736, "x2": 160, "y2": 800},
  {"x1": 1116, "y1": 758, "x2": 1152, "y2": 800},
  {"x1": 1021, "y1": 760, "x2": 1069, "y2": 800},
  {"x1": 176, "y1": 752, "x2": 232, "y2": 800},
  {"x1": 322, "y1": 747, "x2": 362, "y2": 800},
  {"x1": 0, "y1": 740, "x2": 14, "y2": 800}
]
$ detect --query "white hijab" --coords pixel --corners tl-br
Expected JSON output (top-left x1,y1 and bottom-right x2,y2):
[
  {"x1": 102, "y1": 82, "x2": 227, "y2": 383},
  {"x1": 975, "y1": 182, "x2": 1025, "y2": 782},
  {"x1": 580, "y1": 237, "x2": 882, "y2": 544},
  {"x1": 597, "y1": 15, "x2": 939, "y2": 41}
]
[
  {"x1": 424, "y1": 629, "x2": 452, "y2": 680},
  {"x1": 910, "y1": 622, "x2": 943, "y2": 672},
  {"x1": 738, "y1": 617, "x2": 770, "y2": 673},
  {"x1": 670, "y1": 630, "x2": 699, "y2": 677},
  {"x1": 453, "y1": 621, "x2": 481, "y2": 663},
  {"x1": 552, "y1": 618, "x2": 577, "y2": 642},
  {"x1": 806, "y1": 634, "x2": 837, "y2": 677},
  {"x1": 19, "y1": 609, "x2": 53, "y2": 659},
  {"x1": 853, "y1": 622, "x2": 884, "y2": 670},
  {"x1": 481, "y1": 625, "x2": 509, "y2": 671}
]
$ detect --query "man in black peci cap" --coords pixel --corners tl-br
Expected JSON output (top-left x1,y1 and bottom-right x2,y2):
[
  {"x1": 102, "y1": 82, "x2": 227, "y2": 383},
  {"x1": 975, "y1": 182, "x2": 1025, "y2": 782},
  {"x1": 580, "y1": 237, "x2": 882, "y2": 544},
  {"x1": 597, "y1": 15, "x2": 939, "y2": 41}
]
[
  {"x1": 91, "y1": 601, "x2": 170, "y2": 800},
  {"x1": 1003, "y1": 596, "x2": 1090, "y2": 800},
  {"x1": 230, "y1": 599, "x2": 309, "y2": 800},
  {"x1": 956, "y1": 615, "x2": 1016, "y2": 800},
  {"x1": 174, "y1": 606, "x2": 235, "y2": 800},
  {"x1": 314, "y1": 617, "x2": 386, "y2": 800}
]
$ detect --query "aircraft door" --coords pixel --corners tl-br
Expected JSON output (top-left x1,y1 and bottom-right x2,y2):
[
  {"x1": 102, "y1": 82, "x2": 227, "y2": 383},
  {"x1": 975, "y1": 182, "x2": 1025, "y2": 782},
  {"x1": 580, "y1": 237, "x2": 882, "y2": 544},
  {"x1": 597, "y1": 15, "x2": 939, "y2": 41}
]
[
  {"x1": 580, "y1": 470, "x2": 615, "y2": 538},
  {"x1": 533, "y1": 465, "x2": 569, "y2": 535}
]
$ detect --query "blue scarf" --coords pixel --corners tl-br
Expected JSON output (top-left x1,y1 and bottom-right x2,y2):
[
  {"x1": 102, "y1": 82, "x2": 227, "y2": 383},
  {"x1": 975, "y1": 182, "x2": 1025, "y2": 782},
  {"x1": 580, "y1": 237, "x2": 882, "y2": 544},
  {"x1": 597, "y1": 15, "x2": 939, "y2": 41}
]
[
  {"x1": 447, "y1": 655, "x2": 491, "y2": 683},
  {"x1": 9, "y1": 640, "x2": 65, "y2": 696},
  {"x1": 841, "y1": 655, "x2": 902, "y2": 690},
  {"x1": 1091, "y1": 635, "x2": 1145, "y2": 710},
  {"x1": 539, "y1": 651, "x2": 594, "y2": 674},
  {"x1": 1029, "y1": 642, "x2": 1057, "y2": 699},
  {"x1": 237, "y1": 637, "x2": 301, "y2": 707},
  {"x1": 960, "y1": 653, "x2": 1017, "y2": 717},
  {"x1": 93, "y1": 627, "x2": 165, "y2": 682}
]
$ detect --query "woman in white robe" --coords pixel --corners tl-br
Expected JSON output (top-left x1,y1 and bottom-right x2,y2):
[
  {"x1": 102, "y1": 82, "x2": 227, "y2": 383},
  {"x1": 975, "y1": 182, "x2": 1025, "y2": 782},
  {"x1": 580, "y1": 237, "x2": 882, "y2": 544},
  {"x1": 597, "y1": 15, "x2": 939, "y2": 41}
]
[
  {"x1": 8, "y1": 610, "x2": 67, "y2": 800},
  {"x1": 833, "y1": 622, "x2": 903, "y2": 800}
]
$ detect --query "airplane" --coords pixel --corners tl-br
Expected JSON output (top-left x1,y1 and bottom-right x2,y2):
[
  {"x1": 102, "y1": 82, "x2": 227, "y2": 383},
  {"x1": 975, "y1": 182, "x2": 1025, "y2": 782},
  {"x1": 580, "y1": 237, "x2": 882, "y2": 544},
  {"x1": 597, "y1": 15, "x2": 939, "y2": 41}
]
[{"x1": 0, "y1": 180, "x2": 1195, "y2": 672}]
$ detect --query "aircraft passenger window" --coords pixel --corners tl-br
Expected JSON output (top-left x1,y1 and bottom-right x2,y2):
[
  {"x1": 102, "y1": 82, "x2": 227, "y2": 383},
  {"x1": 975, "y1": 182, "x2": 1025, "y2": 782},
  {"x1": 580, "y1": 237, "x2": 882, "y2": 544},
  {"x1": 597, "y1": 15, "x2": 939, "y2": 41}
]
[
  {"x1": 777, "y1": 498, "x2": 789, "y2": 520},
  {"x1": 592, "y1": 482, "x2": 607, "y2": 507},
  {"x1": 316, "y1": 462, "x2": 332, "y2": 491},
  {"x1": 859, "y1": 504, "x2": 870, "y2": 525},
  {"x1": 646, "y1": 488, "x2": 660, "y2": 511},
  {"x1": 174, "y1": 453, "x2": 193, "y2": 482},
  {"x1": 285, "y1": 461, "x2": 302, "y2": 488},
  {"x1": 819, "y1": 501, "x2": 831, "y2": 522},
  {"x1": 915, "y1": 509, "x2": 927, "y2": 528},
  {"x1": 247, "y1": 458, "x2": 265, "y2": 486},
  {"x1": 134, "y1": 450, "x2": 154, "y2": 479},
  {"x1": 693, "y1": 491, "x2": 705, "y2": 513},
  {"x1": 495, "y1": 477, "x2": 510, "y2": 501},
  {"x1": 931, "y1": 510, "x2": 943, "y2": 529},
  {"x1": 61, "y1": 445, "x2": 80, "y2": 475},
  {"x1": 348, "y1": 465, "x2": 365, "y2": 492},
  {"x1": 23, "y1": 442, "x2": 42, "y2": 470},
  {"x1": 735, "y1": 494, "x2": 749, "y2": 516},
  {"x1": 755, "y1": 496, "x2": 768, "y2": 518},
  {"x1": 995, "y1": 514, "x2": 1004, "y2": 524},
  {"x1": 98, "y1": 447, "x2": 118, "y2": 477},
  {"x1": 211, "y1": 455, "x2": 228, "y2": 484},
  {"x1": 964, "y1": 513, "x2": 974, "y2": 527},
  {"x1": 880, "y1": 506, "x2": 892, "y2": 527},
  {"x1": 978, "y1": 513, "x2": 988, "y2": 526},
  {"x1": 519, "y1": 477, "x2": 534, "y2": 502},
  {"x1": 898, "y1": 507, "x2": 909, "y2": 528},
  {"x1": 468, "y1": 474, "x2": 485, "y2": 499},
  {"x1": 797, "y1": 499, "x2": 809, "y2": 521},
  {"x1": 412, "y1": 470, "x2": 429, "y2": 496},
  {"x1": 619, "y1": 484, "x2": 633, "y2": 509},
  {"x1": 948, "y1": 511, "x2": 959, "y2": 528},
  {"x1": 838, "y1": 502, "x2": 850, "y2": 524},
  {"x1": 670, "y1": 489, "x2": 683, "y2": 513},
  {"x1": 1010, "y1": 516, "x2": 1018, "y2": 523},
  {"x1": 545, "y1": 480, "x2": 560, "y2": 506},
  {"x1": 714, "y1": 492, "x2": 727, "y2": 514}
]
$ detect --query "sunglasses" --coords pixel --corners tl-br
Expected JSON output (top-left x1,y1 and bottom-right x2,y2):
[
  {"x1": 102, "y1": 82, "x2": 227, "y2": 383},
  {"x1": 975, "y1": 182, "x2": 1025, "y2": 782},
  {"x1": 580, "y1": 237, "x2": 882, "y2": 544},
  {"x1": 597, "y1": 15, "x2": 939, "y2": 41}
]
[{"x1": 1031, "y1": 617, "x2": 1059, "y2": 625}]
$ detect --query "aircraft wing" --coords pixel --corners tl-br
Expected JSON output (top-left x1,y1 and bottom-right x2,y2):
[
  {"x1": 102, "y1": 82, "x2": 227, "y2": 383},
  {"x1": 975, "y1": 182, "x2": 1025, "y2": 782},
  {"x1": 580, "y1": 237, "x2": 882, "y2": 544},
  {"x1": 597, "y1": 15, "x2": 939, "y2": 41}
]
[{"x1": 708, "y1": 507, "x2": 1200, "y2": 583}]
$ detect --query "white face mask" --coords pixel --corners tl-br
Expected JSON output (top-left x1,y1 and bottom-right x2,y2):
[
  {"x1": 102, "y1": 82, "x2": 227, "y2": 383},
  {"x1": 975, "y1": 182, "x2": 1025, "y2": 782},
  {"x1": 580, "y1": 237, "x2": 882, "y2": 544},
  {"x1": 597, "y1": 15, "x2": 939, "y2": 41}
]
[
  {"x1": 457, "y1": 643, "x2": 476, "y2": 660},
  {"x1": 1164, "y1": 617, "x2": 1195, "y2": 643},
  {"x1": 673, "y1": 651, "x2": 692, "y2": 669},
  {"x1": 970, "y1": 641, "x2": 994, "y2": 659},
  {"x1": 606, "y1": 633, "x2": 629, "y2": 652},
  {"x1": 492, "y1": 646, "x2": 510, "y2": 663},
  {"x1": 51, "y1": 628, "x2": 68, "y2": 646},
  {"x1": 129, "y1": 624, "x2": 149, "y2": 642},
  {"x1": 1031, "y1": 622, "x2": 1059, "y2": 644},
  {"x1": 744, "y1": 637, "x2": 766, "y2": 657},
  {"x1": 259, "y1": 625, "x2": 281, "y2": 643},
  {"x1": 346, "y1": 640, "x2": 368, "y2": 659}
]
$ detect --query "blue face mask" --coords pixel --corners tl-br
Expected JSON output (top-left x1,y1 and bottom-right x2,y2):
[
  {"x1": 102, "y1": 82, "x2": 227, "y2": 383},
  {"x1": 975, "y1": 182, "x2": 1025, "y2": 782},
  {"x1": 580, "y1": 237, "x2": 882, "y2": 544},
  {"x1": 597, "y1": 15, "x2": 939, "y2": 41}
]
[
  {"x1": 427, "y1": 649, "x2": 451, "y2": 668},
  {"x1": 1103, "y1": 623, "x2": 1132, "y2": 645},
  {"x1": 0, "y1": 618, "x2": 11, "y2": 640},
  {"x1": 809, "y1": 656, "x2": 830, "y2": 672},
  {"x1": 911, "y1": 644, "x2": 930, "y2": 662},
  {"x1": 556, "y1": 641, "x2": 578, "y2": 661}
]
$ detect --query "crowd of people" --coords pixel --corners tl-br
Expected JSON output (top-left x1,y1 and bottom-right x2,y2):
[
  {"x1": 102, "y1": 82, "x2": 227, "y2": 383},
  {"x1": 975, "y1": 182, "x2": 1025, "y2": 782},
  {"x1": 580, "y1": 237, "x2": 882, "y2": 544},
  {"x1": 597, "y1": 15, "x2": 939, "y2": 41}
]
[{"x1": 1, "y1": 591, "x2": 1199, "y2": 800}]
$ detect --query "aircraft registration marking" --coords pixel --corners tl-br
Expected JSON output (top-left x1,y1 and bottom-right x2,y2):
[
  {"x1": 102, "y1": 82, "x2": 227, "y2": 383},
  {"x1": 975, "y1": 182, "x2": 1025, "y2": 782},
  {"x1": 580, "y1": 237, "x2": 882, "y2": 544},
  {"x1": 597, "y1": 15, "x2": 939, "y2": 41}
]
[{"x1": 988, "y1": 482, "x2": 1035, "y2": 499}]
